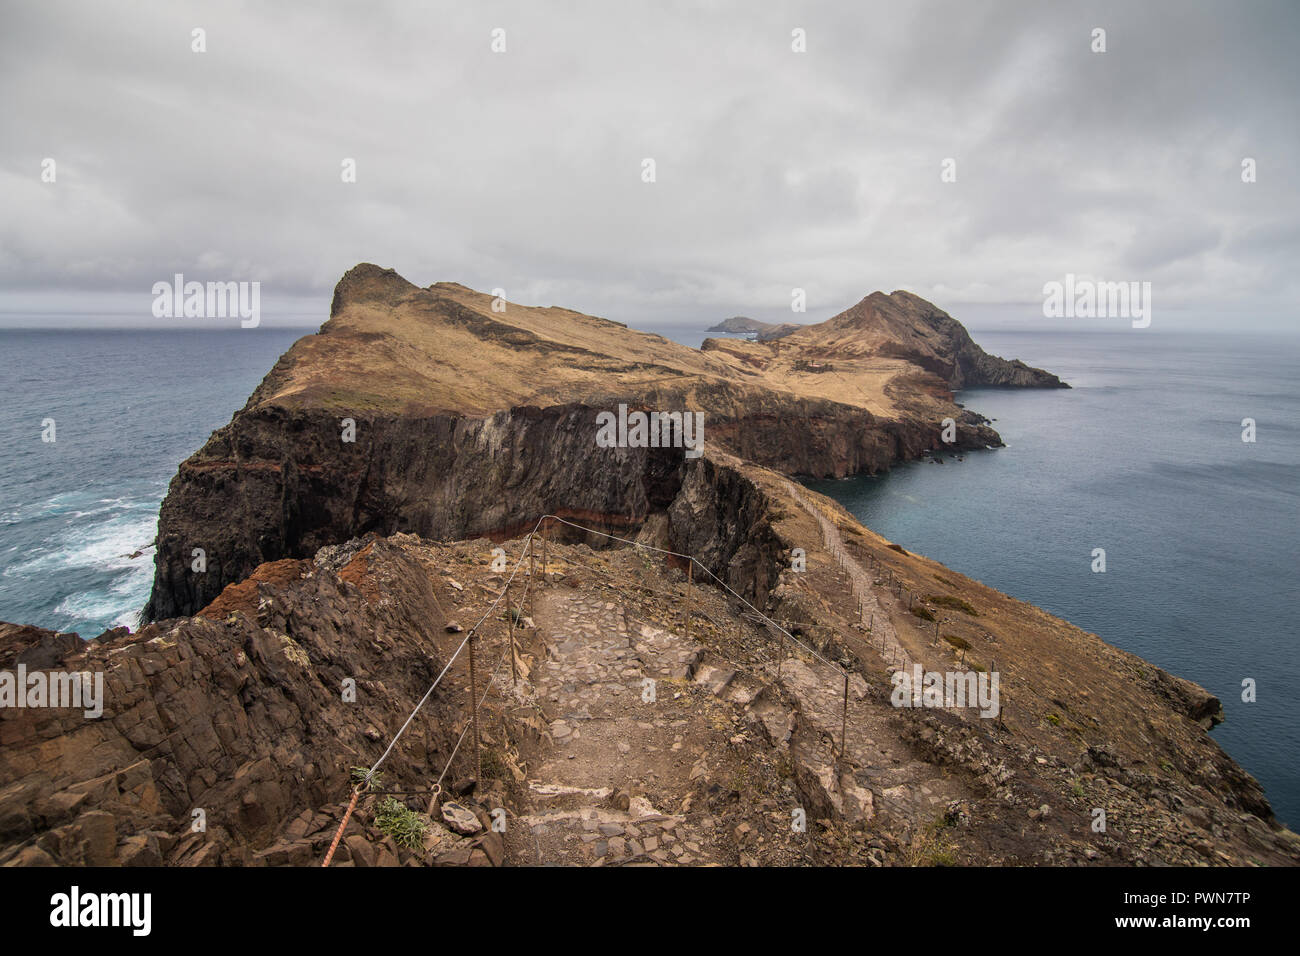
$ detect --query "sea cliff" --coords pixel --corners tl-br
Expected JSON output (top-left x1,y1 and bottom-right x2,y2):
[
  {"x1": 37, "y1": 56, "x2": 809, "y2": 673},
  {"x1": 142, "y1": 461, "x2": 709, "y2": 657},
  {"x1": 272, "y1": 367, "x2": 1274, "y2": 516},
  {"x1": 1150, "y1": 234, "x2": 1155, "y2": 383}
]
[{"x1": 2, "y1": 266, "x2": 1294, "y2": 868}]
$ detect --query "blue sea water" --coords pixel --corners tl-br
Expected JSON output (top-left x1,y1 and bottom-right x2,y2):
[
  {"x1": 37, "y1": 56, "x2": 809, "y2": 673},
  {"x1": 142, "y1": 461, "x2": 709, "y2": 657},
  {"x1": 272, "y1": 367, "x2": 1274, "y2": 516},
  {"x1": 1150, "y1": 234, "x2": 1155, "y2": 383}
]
[
  {"x1": 1, "y1": 324, "x2": 1296, "y2": 827},
  {"x1": 0, "y1": 329, "x2": 303, "y2": 636},
  {"x1": 803, "y1": 330, "x2": 1300, "y2": 828}
]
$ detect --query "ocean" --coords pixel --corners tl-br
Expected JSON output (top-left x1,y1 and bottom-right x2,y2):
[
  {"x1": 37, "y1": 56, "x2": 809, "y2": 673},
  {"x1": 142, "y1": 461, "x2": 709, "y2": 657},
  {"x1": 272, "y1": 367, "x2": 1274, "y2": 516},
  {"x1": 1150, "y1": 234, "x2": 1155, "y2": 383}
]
[
  {"x1": 0, "y1": 329, "x2": 303, "y2": 636},
  {"x1": 803, "y1": 329, "x2": 1300, "y2": 828},
  {"x1": 1, "y1": 324, "x2": 1296, "y2": 826}
]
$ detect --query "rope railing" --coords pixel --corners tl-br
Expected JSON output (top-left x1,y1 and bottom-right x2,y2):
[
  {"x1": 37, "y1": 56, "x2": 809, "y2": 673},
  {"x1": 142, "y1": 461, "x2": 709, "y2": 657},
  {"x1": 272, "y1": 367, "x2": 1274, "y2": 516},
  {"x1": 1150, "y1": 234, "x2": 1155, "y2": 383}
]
[
  {"x1": 322, "y1": 511, "x2": 858, "y2": 865},
  {"x1": 321, "y1": 522, "x2": 543, "y2": 866},
  {"x1": 361, "y1": 517, "x2": 544, "y2": 788},
  {"x1": 542, "y1": 514, "x2": 840, "y2": 670}
]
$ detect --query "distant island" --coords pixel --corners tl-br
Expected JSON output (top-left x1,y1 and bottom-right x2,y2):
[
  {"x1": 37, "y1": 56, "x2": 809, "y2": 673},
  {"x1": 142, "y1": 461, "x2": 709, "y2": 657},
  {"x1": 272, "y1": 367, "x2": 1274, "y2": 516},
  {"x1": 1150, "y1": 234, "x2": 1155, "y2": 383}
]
[{"x1": 705, "y1": 316, "x2": 801, "y2": 341}]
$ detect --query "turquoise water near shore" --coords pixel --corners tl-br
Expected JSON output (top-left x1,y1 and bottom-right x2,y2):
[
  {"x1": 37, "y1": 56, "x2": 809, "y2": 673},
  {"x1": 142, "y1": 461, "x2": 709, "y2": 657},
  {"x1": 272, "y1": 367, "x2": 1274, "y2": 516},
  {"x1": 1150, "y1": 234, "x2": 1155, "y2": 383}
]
[{"x1": 804, "y1": 330, "x2": 1300, "y2": 828}]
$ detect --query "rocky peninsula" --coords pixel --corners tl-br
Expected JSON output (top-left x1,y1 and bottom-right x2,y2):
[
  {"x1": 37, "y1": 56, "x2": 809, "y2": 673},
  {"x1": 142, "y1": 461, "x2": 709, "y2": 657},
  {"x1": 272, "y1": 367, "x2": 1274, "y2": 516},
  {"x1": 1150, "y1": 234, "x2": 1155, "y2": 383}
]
[{"x1": 1, "y1": 264, "x2": 1293, "y2": 868}]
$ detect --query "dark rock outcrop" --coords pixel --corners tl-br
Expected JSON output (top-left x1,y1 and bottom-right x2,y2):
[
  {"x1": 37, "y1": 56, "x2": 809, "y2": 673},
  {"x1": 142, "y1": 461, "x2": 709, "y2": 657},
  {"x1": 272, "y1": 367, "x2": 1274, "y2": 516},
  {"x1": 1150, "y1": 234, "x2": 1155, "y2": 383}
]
[
  {"x1": 143, "y1": 268, "x2": 1036, "y2": 622},
  {"x1": 0, "y1": 623, "x2": 82, "y2": 670},
  {"x1": 2, "y1": 537, "x2": 466, "y2": 866},
  {"x1": 6, "y1": 484, "x2": 1297, "y2": 867}
]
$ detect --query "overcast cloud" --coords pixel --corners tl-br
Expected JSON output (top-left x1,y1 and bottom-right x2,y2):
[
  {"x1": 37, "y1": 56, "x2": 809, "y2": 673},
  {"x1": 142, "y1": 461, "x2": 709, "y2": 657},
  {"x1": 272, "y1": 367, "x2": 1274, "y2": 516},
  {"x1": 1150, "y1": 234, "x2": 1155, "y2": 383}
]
[{"x1": 1, "y1": 0, "x2": 1297, "y2": 330}]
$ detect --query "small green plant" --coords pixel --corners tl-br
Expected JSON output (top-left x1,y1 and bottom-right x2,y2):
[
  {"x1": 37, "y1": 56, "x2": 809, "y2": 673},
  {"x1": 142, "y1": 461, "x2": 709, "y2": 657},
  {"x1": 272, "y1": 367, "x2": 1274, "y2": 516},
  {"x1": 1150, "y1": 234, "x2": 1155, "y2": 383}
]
[
  {"x1": 1070, "y1": 779, "x2": 1086, "y2": 799},
  {"x1": 350, "y1": 767, "x2": 383, "y2": 791},
  {"x1": 775, "y1": 752, "x2": 794, "y2": 781},
  {"x1": 374, "y1": 797, "x2": 428, "y2": 850},
  {"x1": 910, "y1": 606, "x2": 936, "y2": 622},
  {"x1": 942, "y1": 634, "x2": 971, "y2": 652},
  {"x1": 904, "y1": 815, "x2": 958, "y2": 867},
  {"x1": 480, "y1": 745, "x2": 511, "y2": 781},
  {"x1": 928, "y1": 594, "x2": 979, "y2": 616},
  {"x1": 1045, "y1": 713, "x2": 1061, "y2": 726}
]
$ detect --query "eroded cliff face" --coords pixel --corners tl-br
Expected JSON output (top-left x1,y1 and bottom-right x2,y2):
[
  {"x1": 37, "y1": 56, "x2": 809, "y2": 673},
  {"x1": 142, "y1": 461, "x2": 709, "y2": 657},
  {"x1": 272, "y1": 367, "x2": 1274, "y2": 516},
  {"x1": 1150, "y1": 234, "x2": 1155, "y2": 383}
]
[
  {"x1": 8, "y1": 272, "x2": 1297, "y2": 870},
  {"x1": 145, "y1": 404, "x2": 685, "y2": 621},
  {"x1": 5, "y1": 463, "x2": 1297, "y2": 867},
  {"x1": 144, "y1": 403, "x2": 910, "y2": 622},
  {"x1": 1, "y1": 539, "x2": 467, "y2": 866},
  {"x1": 144, "y1": 266, "x2": 1028, "y2": 622}
]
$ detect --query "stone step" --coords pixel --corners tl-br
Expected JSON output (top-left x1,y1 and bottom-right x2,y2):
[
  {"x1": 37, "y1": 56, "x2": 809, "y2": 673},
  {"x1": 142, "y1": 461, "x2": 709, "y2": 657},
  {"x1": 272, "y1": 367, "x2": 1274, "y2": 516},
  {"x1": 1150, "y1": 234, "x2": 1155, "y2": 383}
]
[
  {"x1": 528, "y1": 781, "x2": 612, "y2": 800},
  {"x1": 519, "y1": 794, "x2": 680, "y2": 829},
  {"x1": 691, "y1": 652, "x2": 765, "y2": 706},
  {"x1": 631, "y1": 622, "x2": 704, "y2": 680},
  {"x1": 692, "y1": 661, "x2": 737, "y2": 697},
  {"x1": 747, "y1": 686, "x2": 795, "y2": 747},
  {"x1": 723, "y1": 671, "x2": 764, "y2": 706}
]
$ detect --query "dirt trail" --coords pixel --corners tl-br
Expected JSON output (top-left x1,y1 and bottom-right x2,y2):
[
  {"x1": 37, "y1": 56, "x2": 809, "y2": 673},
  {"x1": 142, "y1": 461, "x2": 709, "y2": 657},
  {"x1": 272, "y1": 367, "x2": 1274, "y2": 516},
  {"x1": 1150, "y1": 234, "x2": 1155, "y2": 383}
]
[
  {"x1": 783, "y1": 480, "x2": 913, "y2": 669},
  {"x1": 493, "y1": 531, "x2": 977, "y2": 866},
  {"x1": 775, "y1": 483, "x2": 975, "y2": 830},
  {"x1": 506, "y1": 588, "x2": 742, "y2": 865}
]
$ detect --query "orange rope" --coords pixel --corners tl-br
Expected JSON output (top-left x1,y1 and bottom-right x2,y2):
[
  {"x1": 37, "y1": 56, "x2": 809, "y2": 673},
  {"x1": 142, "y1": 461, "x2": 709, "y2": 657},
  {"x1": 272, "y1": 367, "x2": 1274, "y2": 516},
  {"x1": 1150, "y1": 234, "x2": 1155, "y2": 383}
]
[{"x1": 321, "y1": 788, "x2": 361, "y2": 867}]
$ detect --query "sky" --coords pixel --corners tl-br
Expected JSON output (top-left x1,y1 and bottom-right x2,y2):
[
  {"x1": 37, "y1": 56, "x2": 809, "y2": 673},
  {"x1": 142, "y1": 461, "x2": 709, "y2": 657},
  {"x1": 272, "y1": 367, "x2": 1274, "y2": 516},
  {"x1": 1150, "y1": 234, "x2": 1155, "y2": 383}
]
[{"x1": 1, "y1": 0, "x2": 1297, "y2": 332}]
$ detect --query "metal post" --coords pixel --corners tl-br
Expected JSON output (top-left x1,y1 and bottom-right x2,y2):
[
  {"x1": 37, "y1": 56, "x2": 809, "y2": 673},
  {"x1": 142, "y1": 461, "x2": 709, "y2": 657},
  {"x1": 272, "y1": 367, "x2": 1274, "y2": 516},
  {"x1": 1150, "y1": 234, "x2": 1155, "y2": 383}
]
[
  {"x1": 995, "y1": 660, "x2": 1005, "y2": 730},
  {"x1": 509, "y1": 575, "x2": 519, "y2": 688},
  {"x1": 839, "y1": 669, "x2": 850, "y2": 758},
  {"x1": 685, "y1": 561, "x2": 693, "y2": 643},
  {"x1": 541, "y1": 519, "x2": 548, "y2": 584},
  {"x1": 469, "y1": 630, "x2": 482, "y2": 785}
]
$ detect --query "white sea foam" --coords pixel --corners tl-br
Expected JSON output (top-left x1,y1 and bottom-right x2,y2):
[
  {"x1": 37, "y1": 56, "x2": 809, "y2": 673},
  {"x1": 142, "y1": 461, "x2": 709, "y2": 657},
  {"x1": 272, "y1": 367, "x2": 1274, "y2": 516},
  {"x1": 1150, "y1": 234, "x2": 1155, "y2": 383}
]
[
  {"x1": 7, "y1": 505, "x2": 157, "y2": 632},
  {"x1": 54, "y1": 590, "x2": 144, "y2": 631},
  {"x1": 9, "y1": 510, "x2": 155, "y2": 574}
]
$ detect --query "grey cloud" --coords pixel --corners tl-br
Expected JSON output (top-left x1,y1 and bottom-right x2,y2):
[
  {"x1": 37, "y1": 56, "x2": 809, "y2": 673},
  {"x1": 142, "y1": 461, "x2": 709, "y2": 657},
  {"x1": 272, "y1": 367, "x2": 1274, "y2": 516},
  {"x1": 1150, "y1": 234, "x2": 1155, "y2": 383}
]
[{"x1": 0, "y1": 0, "x2": 1296, "y2": 329}]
